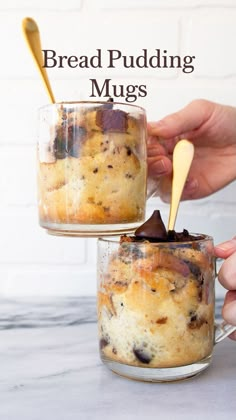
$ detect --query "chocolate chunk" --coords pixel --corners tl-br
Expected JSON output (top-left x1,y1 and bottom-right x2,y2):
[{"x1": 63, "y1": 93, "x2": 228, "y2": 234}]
[
  {"x1": 188, "y1": 311, "x2": 207, "y2": 329},
  {"x1": 126, "y1": 210, "x2": 205, "y2": 243},
  {"x1": 54, "y1": 125, "x2": 87, "y2": 159},
  {"x1": 167, "y1": 229, "x2": 204, "y2": 242},
  {"x1": 68, "y1": 127, "x2": 87, "y2": 158},
  {"x1": 54, "y1": 126, "x2": 68, "y2": 159},
  {"x1": 156, "y1": 317, "x2": 168, "y2": 324},
  {"x1": 184, "y1": 260, "x2": 201, "y2": 278},
  {"x1": 126, "y1": 146, "x2": 132, "y2": 156},
  {"x1": 135, "y1": 210, "x2": 168, "y2": 241},
  {"x1": 99, "y1": 338, "x2": 109, "y2": 349},
  {"x1": 96, "y1": 109, "x2": 128, "y2": 133},
  {"x1": 133, "y1": 347, "x2": 152, "y2": 364},
  {"x1": 188, "y1": 317, "x2": 207, "y2": 329},
  {"x1": 119, "y1": 241, "x2": 145, "y2": 261}
]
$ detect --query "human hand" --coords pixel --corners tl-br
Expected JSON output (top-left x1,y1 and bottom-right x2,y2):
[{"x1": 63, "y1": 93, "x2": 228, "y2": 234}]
[
  {"x1": 148, "y1": 99, "x2": 236, "y2": 202},
  {"x1": 214, "y1": 237, "x2": 236, "y2": 340}
]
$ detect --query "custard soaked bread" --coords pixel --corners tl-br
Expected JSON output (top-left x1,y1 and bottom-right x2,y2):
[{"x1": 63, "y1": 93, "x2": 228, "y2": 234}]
[
  {"x1": 38, "y1": 102, "x2": 147, "y2": 228},
  {"x1": 98, "y1": 211, "x2": 215, "y2": 368}
]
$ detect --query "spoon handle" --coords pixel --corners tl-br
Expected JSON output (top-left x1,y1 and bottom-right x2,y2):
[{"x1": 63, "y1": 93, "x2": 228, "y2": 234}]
[
  {"x1": 22, "y1": 17, "x2": 55, "y2": 103},
  {"x1": 168, "y1": 139, "x2": 194, "y2": 231}
]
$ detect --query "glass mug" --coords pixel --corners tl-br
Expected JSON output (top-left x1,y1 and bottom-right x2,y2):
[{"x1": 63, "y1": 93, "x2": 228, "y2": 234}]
[
  {"x1": 97, "y1": 235, "x2": 236, "y2": 382},
  {"x1": 37, "y1": 101, "x2": 149, "y2": 237}
]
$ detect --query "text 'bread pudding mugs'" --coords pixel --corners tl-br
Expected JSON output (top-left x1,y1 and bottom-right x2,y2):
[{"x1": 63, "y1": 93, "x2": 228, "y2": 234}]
[
  {"x1": 37, "y1": 100, "x2": 151, "y2": 237},
  {"x1": 97, "y1": 210, "x2": 236, "y2": 382}
]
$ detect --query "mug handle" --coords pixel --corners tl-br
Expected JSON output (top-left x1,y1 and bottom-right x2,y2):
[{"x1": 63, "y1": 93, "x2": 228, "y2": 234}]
[
  {"x1": 214, "y1": 257, "x2": 236, "y2": 343},
  {"x1": 215, "y1": 322, "x2": 236, "y2": 343},
  {"x1": 147, "y1": 177, "x2": 161, "y2": 199},
  {"x1": 147, "y1": 175, "x2": 172, "y2": 201}
]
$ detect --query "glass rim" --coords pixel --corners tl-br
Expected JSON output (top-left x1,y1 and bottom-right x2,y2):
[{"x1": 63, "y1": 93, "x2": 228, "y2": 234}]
[
  {"x1": 98, "y1": 233, "x2": 213, "y2": 246},
  {"x1": 38, "y1": 100, "x2": 146, "y2": 113}
]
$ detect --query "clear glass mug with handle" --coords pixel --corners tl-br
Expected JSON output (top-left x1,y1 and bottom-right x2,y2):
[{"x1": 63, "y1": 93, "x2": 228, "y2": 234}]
[
  {"x1": 97, "y1": 234, "x2": 236, "y2": 382},
  {"x1": 37, "y1": 100, "x2": 153, "y2": 237}
]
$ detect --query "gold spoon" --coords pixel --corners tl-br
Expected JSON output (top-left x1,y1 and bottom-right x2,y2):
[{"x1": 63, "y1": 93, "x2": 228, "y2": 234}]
[
  {"x1": 168, "y1": 139, "x2": 194, "y2": 231},
  {"x1": 22, "y1": 17, "x2": 55, "y2": 103}
]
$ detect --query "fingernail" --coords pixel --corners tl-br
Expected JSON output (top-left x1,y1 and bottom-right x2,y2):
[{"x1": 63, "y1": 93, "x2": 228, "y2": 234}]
[
  {"x1": 152, "y1": 159, "x2": 167, "y2": 175},
  {"x1": 215, "y1": 238, "x2": 236, "y2": 252},
  {"x1": 148, "y1": 120, "x2": 165, "y2": 129}
]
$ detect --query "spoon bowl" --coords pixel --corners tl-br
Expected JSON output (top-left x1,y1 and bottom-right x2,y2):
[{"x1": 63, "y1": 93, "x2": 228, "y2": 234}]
[
  {"x1": 22, "y1": 17, "x2": 55, "y2": 103},
  {"x1": 168, "y1": 139, "x2": 194, "y2": 231}
]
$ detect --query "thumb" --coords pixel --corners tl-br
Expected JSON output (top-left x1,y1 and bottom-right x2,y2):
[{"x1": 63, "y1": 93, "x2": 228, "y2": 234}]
[
  {"x1": 214, "y1": 237, "x2": 236, "y2": 259},
  {"x1": 148, "y1": 99, "x2": 215, "y2": 139}
]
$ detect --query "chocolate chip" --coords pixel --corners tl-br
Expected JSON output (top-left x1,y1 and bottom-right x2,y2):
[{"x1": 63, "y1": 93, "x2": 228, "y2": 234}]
[
  {"x1": 93, "y1": 168, "x2": 98, "y2": 173},
  {"x1": 133, "y1": 347, "x2": 152, "y2": 364},
  {"x1": 167, "y1": 229, "x2": 204, "y2": 242},
  {"x1": 126, "y1": 146, "x2": 132, "y2": 156},
  {"x1": 100, "y1": 338, "x2": 109, "y2": 349},
  {"x1": 188, "y1": 314, "x2": 207, "y2": 329},
  {"x1": 125, "y1": 173, "x2": 133, "y2": 179},
  {"x1": 114, "y1": 280, "x2": 128, "y2": 287},
  {"x1": 156, "y1": 317, "x2": 168, "y2": 324}
]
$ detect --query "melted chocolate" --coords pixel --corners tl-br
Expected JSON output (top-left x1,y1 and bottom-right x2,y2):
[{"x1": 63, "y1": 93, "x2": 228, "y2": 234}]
[{"x1": 131, "y1": 210, "x2": 205, "y2": 243}]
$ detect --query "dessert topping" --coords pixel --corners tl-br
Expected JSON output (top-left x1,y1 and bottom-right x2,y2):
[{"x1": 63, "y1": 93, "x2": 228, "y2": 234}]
[{"x1": 135, "y1": 210, "x2": 168, "y2": 241}]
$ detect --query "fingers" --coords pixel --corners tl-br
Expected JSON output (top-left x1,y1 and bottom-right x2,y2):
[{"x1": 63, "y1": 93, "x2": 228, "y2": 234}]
[
  {"x1": 222, "y1": 291, "x2": 236, "y2": 340},
  {"x1": 148, "y1": 99, "x2": 215, "y2": 139},
  {"x1": 217, "y1": 250, "x2": 236, "y2": 290},
  {"x1": 228, "y1": 331, "x2": 236, "y2": 340},
  {"x1": 216, "y1": 237, "x2": 236, "y2": 290},
  {"x1": 215, "y1": 239, "x2": 236, "y2": 339},
  {"x1": 214, "y1": 237, "x2": 236, "y2": 259},
  {"x1": 147, "y1": 141, "x2": 173, "y2": 177},
  {"x1": 148, "y1": 156, "x2": 172, "y2": 178}
]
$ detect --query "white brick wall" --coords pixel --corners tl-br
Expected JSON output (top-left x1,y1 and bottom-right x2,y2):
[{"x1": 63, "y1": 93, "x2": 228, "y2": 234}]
[{"x1": 0, "y1": 0, "x2": 235, "y2": 298}]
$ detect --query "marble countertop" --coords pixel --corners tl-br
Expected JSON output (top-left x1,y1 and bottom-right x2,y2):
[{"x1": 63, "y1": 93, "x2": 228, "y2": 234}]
[{"x1": 0, "y1": 297, "x2": 235, "y2": 420}]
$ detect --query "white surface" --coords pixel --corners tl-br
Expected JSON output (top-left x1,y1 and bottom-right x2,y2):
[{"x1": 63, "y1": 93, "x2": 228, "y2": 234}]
[
  {"x1": 0, "y1": 0, "x2": 236, "y2": 296},
  {"x1": 0, "y1": 298, "x2": 235, "y2": 420}
]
